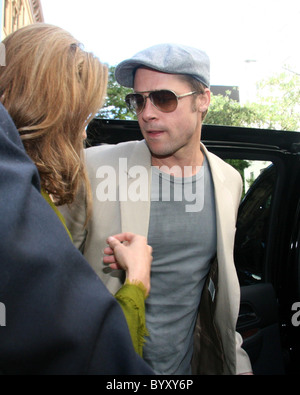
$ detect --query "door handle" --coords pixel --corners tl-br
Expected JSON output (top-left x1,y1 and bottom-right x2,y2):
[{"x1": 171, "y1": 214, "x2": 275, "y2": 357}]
[
  {"x1": 238, "y1": 303, "x2": 259, "y2": 325},
  {"x1": 238, "y1": 311, "x2": 258, "y2": 325}
]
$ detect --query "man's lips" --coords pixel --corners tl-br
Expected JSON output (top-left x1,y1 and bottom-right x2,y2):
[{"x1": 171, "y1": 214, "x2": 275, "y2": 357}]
[{"x1": 146, "y1": 130, "x2": 165, "y2": 137}]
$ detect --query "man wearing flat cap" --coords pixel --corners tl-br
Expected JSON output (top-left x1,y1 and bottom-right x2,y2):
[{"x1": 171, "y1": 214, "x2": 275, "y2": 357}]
[{"x1": 61, "y1": 44, "x2": 253, "y2": 375}]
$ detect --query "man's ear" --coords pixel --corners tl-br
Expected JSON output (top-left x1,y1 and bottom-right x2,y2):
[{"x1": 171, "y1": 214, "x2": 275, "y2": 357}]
[{"x1": 198, "y1": 88, "x2": 211, "y2": 113}]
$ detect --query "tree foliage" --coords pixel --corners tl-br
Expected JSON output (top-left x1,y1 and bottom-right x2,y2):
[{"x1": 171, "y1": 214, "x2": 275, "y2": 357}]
[
  {"x1": 98, "y1": 66, "x2": 136, "y2": 120},
  {"x1": 255, "y1": 72, "x2": 300, "y2": 131},
  {"x1": 205, "y1": 91, "x2": 261, "y2": 128}
]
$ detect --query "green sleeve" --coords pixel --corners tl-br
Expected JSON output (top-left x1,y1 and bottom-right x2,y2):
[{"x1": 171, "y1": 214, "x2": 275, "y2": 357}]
[
  {"x1": 41, "y1": 189, "x2": 73, "y2": 241},
  {"x1": 115, "y1": 282, "x2": 149, "y2": 357}
]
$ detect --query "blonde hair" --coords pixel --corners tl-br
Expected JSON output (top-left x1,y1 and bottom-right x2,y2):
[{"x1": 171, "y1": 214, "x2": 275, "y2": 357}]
[{"x1": 0, "y1": 23, "x2": 108, "y2": 220}]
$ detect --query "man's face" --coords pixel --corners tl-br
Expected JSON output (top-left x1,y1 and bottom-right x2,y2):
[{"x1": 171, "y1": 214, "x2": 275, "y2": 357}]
[{"x1": 133, "y1": 68, "x2": 210, "y2": 162}]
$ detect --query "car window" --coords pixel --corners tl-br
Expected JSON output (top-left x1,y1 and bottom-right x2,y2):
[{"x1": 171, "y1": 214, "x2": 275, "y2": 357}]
[{"x1": 230, "y1": 160, "x2": 276, "y2": 286}]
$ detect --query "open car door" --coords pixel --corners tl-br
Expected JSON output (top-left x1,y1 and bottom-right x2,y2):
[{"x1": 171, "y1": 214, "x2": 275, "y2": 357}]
[
  {"x1": 238, "y1": 283, "x2": 284, "y2": 374},
  {"x1": 204, "y1": 124, "x2": 300, "y2": 375},
  {"x1": 234, "y1": 164, "x2": 285, "y2": 374}
]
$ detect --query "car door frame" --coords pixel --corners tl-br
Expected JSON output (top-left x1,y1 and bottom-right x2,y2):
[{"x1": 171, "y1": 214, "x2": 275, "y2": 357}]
[{"x1": 202, "y1": 125, "x2": 300, "y2": 375}]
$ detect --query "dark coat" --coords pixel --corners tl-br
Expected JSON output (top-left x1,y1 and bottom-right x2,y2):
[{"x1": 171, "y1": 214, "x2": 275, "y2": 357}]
[{"x1": 0, "y1": 104, "x2": 153, "y2": 375}]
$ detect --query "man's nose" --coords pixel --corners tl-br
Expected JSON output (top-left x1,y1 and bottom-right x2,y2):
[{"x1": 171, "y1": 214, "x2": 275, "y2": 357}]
[{"x1": 141, "y1": 96, "x2": 158, "y2": 120}]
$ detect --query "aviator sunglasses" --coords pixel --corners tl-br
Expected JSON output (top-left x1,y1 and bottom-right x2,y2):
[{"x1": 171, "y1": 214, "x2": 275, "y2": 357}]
[{"x1": 125, "y1": 89, "x2": 197, "y2": 115}]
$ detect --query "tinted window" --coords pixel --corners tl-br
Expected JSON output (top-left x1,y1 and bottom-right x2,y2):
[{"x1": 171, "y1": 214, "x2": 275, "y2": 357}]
[{"x1": 233, "y1": 162, "x2": 276, "y2": 286}]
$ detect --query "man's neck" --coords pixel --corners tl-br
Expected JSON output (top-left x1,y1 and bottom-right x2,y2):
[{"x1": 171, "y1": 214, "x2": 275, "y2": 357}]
[{"x1": 151, "y1": 146, "x2": 204, "y2": 178}]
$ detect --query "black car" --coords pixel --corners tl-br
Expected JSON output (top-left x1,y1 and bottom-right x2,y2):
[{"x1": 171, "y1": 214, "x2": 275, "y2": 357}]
[{"x1": 87, "y1": 118, "x2": 300, "y2": 375}]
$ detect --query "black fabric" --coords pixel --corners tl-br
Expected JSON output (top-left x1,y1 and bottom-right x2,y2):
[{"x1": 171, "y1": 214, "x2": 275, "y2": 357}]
[
  {"x1": 191, "y1": 256, "x2": 225, "y2": 375},
  {"x1": 0, "y1": 104, "x2": 153, "y2": 375}
]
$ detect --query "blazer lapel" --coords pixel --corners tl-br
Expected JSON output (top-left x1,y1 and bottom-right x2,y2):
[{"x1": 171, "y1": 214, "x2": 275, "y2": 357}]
[
  {"x1": 119, "y1": 140, "x2": 152, "y2": 237},
  {"x1": 202, "y1": 144, "x2": 242, "y2": 326}
]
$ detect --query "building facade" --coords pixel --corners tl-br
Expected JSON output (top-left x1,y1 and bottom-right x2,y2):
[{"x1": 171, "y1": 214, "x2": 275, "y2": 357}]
[{"x1": 1, "y1": 0, "x2": 44, "y2": 40}]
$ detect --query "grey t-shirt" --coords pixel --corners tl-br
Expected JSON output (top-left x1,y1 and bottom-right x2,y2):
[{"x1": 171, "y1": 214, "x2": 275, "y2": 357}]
[{"x1": 143, "y1": 156, "x2": 217, "y2": 374}]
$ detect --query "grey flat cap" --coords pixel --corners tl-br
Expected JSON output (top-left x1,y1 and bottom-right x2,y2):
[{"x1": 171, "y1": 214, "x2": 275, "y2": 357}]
[{"x1": 115, "y1": 43, "x2": 210, "y2": 88}]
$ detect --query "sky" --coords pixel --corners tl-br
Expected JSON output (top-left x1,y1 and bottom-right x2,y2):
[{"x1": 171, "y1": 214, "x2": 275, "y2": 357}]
[{"x1": 40, "y1": 0, "x2": 300, "y2": 88}]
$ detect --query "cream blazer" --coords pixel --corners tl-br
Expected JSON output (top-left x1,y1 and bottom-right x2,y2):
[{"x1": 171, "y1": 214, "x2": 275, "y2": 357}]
[{"x1": 61, "y1": 140, "x2": 252, "y2": 375}]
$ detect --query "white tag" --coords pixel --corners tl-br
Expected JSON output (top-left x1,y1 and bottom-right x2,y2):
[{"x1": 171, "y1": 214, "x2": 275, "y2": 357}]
[{"x1": 208, "y1": 278, "x2": 216, "y2": 302}]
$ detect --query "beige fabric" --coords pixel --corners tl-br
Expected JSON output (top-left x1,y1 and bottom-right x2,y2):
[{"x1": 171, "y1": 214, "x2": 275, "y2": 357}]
[{"x1": 60, "y1": 139, "x2": 252, "y2": 375}]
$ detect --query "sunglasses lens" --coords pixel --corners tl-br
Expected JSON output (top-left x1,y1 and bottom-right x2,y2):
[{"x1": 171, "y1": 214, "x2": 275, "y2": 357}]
[
  {"x1": 125, "y1": 90, "x2": 178, "y2": 114},
  {"x1": 150, "y1": 90, "x2": 178, "y2": 112},
  {"x1": 125, "y1": 94, "x2": 145, "y2": 114}
]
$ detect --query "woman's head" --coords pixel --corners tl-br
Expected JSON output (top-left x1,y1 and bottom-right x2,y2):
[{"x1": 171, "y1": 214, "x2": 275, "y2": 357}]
[{"x1": 0, "y1": 23, "x2": 108, "y2": 207}]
